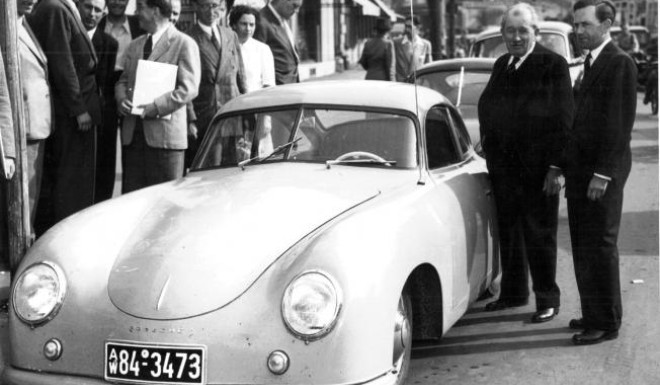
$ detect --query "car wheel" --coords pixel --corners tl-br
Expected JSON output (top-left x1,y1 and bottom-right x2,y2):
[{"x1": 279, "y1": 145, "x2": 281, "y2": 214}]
[{"x1": 392, "y1": 291, "x2": 412, "y2": 384}]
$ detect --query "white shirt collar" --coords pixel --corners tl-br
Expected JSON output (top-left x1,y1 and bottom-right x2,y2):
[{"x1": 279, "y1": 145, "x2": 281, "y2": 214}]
[
  {"x1": 149, "y1": 24, "x2": 168, "y2": 47},
  {"x1": 508, "y1": 41, "x2": 535, "y2": 69},
  {"x1": 197, "y1": 20, "x2": 218, "y2": 38},
  {"x1": 589, "y1": 36, "x2": 611, "y2": 63},
  {"x1": 87, "y1": 27, "x2": 97, "y2": 40}
]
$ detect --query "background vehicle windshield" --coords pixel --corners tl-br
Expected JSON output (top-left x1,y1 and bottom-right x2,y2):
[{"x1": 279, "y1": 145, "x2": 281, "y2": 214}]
[
  {"x1": 472, "y1": 32, "x2": 568, "y2": 59},
  {"x1": 193, "y1": 108, "x2": 418, "y2": 169}
]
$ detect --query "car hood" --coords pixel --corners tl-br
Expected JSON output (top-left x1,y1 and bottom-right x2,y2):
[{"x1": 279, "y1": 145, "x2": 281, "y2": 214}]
[{"x1": 107, "y1": 164, "x2": 399, "y2": 320}]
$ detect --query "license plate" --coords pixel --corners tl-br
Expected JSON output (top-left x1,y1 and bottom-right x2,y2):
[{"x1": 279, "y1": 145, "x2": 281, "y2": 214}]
[{"x1": 105, "y1": 341, "x2": 206, "y2": 384}]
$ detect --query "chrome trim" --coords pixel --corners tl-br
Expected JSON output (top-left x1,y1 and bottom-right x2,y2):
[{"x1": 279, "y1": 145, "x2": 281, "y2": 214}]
[
  {"x1": 12, "y1": 261, "x2": 67, "y2": 327},
  {"x1": 281, "y1": 270, "x2": 343, "y2": 342}
]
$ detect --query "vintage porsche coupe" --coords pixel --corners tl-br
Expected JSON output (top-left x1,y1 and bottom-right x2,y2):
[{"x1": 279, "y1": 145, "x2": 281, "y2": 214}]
[{"x1": 4, "y1": 81, "x2": 499, "y2": 385}]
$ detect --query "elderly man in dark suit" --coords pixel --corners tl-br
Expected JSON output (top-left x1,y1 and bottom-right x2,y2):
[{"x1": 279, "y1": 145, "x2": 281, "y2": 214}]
[
  {"x1": 29, "y1": 0, "x2": 102, "y2": 228},
  {"x1": 78, "y1": 0, "x2": 120, "y2": 202},
  {"x1": 566, "y1": 0, "x2": 637, "y2": 345},
  {"x1": 116, "y1": 0, "x2": 200, "y2": 193},
  {"x1": 478, "y1": 3, "x2": 573, "y2": 323},
  {"x1": 254, "y1": 0, "x2": 302, "y2": 85},
  {"x1": 185, "y1": 0, "x2": 246, "y2": 169}
]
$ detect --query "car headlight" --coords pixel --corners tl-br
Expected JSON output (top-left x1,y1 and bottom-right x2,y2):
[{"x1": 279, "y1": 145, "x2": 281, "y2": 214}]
[
  {"x1": 12, "y1": 262, "x2": 67, "y2": 326},
  {"x1": 281, "y1": 271, "x2": 341, "y2": 340}
]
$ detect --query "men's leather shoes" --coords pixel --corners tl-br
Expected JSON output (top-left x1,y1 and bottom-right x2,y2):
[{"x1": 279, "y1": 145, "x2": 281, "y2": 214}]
[
  {"x1": 531, "y1": 307, "x2": 559, "y2": 323},
  {"x1": 569, "y1": 318, "x2": 585, "y2": 329},
  {"x1": 484, "y1": 298, "x2": 528, "y2": 311},
  {"x1": 572, "y1": 329, "x2": 619, "y2": 345}
]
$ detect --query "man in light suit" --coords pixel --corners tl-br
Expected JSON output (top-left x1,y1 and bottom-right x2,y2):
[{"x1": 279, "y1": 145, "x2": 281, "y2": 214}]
[
  {"x1": 0, "y1": 49, "x2": 15, "y2": 180},
  {"x1": 566, "y1": 0, "x2": 637, "y2": 345},
  {"x1": 29, "y1": 0, "x2": 102, "y2": 230},
  {"x1": 17, "y1": 0, "x2": 52, "y2": 231},
  {"x1": 393, "y1": 15, "x2": 432, "y2": 82},
  {"x1": 185, "y1": 0, "x2": 246, "y2": 169},
  {"x1": 478, "y1": 3, "x2": 573, "y2": 323},
  {"x1": 79, "y1": 0, "x2": 119, "y2": 202},
  {"x1": 254, "y1": 0, "x2": 302, "y2": 85},
  {"x1": 116, "y1": 0, "x2": 200, "y2": 193}
]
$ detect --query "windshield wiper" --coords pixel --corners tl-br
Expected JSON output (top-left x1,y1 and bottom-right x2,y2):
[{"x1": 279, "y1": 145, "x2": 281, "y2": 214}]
[{"x1": 238, "y1": 137, "x2": 302, "y2": 170}]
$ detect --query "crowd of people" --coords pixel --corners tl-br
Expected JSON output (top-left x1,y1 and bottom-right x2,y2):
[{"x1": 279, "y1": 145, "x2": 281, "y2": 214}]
[{"x1": 0, "y1": 0, "x2": 302, "y2": 242}]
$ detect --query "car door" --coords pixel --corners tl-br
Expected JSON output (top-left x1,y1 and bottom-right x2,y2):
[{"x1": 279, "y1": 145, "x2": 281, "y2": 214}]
[{"x1": 425, "y1": 105, "x2": 496, "y2": 310}]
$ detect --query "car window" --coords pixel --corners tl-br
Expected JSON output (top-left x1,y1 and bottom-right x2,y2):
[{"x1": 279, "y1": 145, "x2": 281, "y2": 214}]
[
  {"x1": 425, "y1": 106, "x2": 459, "y2": 169},
  {"x1": 193, "y1": 108, "x2": 418, "y2": 169},
  {"x1": 417, "y1": 70, "x2": 491, "y2": 106},
  {"x1": 446, "y1": 108, "x2": 471, "y2": 156},
  {"x1": 537, "y1": 33, "x2": 567, "y2": 58}
]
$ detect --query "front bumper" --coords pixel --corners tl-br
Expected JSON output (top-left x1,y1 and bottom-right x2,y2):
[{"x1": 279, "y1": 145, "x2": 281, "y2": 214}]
[{"x1": 2, "y1": 366, "x2": 401, "y2": 385}]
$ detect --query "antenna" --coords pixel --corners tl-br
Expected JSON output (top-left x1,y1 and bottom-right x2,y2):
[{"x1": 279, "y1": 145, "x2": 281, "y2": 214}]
[
  {"x1": 456, "y1": 65, "x2": 465, "y2": 107},
  {"x1": 409, "y1": 1, "x2": 420, "y2": 117}
]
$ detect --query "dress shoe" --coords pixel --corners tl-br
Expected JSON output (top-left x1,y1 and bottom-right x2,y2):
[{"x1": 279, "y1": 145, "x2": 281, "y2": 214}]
[
  {"x1": 569, "y1": 318, "x2": 585, "y2": 329},
  {"x1": 531, "y1": 307, "x2": 559, "y2": 323},
  {"x1": 572, "y1": 329, "x2": 619, "y2": 345},
  {"x1": 484, "y1": 298, "x2": 528, "y2": 311}
]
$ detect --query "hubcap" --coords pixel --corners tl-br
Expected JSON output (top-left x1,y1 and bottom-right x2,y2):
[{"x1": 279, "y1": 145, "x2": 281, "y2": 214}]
[{"x1": 392, "y1": 296, "x2": 410, "y2": 368}]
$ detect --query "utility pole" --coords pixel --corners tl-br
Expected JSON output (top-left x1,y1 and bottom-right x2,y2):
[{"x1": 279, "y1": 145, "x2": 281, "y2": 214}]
[
  {"x1": 1, "y1": 0, "x2": 31, "y2": 272},
  {"x1": 447, "y1": 0, "x2": 456, "y2": 58}
]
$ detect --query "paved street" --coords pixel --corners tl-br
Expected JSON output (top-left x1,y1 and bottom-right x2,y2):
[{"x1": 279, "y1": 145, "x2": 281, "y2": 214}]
[{"x1": 0, "y1": 67, "x2": 657, "y2": 384}]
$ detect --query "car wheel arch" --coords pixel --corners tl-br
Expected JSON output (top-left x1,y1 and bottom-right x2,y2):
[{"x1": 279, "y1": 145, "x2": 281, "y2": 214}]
[{"x1": 403, "y1": 263, "x2": 443, "y2": 341}]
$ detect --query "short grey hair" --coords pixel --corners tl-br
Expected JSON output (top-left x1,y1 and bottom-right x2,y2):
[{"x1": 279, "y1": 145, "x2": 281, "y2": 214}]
[{"x1": 500, "y1": 3, "x2": 540, "y2": 31}]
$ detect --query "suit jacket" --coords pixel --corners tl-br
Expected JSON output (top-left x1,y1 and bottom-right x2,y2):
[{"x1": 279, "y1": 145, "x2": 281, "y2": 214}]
[
  {"x1": 565, "y1": 41, "x2": 637, "y2": 197},
  {"x1": 91, "y1": 29, "x2": 119, "y2": 104},
  {"x1": 97, "y1": 14, "x2": 145, "y2": 40},
  {"x1": 0, "y1": 50, "x2": 14, "y2": 159},
  {"x1": 393, "y1": 35, "x2": 432, "y2": 81},
  {"x1": 478, "y1": 43, "x2": 574, "y2": 186},
  {"x1": 116, "y1": 24, "x2": 201, "y2": 150},
  {"x1": 29, "y1": 0, "x2": 101, "y2": 123},
  {"x1": 254, "y1": 5, "x2": 299, "y2": 85},
  {"x1": 186, "y1": 24, "x2": 246, "y2": 131},
  {"x1": 18, "y1": 19, "x2": 52, "y2": 140}
]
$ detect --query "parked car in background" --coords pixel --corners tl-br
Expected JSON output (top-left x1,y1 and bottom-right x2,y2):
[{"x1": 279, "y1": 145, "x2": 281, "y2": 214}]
[
  {"x1": 411, "y1": 58, "x2": 495, "y2": 148},
  {"x1": 4, "y1": 81, "x2": 499, "y2": 385},
  {"x1": 469, "y1": 21, "x2": 584, "y2": 84},
  {"x1": 611, "y1": 25, "x2": 651, "y2": 52}
]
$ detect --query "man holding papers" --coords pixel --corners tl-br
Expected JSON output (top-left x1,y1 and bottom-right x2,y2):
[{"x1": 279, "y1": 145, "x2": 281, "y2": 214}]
[{"x1": 116, "y1": 0, "x2": 200, "y2": 193}]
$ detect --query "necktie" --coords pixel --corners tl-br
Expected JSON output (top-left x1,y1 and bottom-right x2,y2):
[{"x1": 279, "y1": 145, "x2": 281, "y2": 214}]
[
  {"x1": 507, "y1": 56, "x2": 520, "y2": 73},
  {"x1": 143, "y1": 34, "x2": 152, "y2": 60},
  {"x1": 211, "y1": 28, "x2": 221, "y2": 52},
  {"x1": 584, "y1": 52, "x2": 592, "y2": 74}
]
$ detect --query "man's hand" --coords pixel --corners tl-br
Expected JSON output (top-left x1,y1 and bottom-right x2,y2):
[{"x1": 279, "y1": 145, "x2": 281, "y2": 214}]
[
  {"x1": 188, "y1": 122, "x2": 198, "y2": 139},
  {"x1": 3, "y1": 157, "x2": 15, "y2": 179},
  {"x1": 543, "y1": 168, "x2": 563, "y2": 196},
  {"x1": 587, "y1": 175, "x2": 609, "y2": 201},
  {"x1": 76, "y1": 112, "x2": 93, "y2": 131},
  {"x1": 118, "y1": 98, "x2": 133, "y2": 117},
  {"x1": 140, "y1": 103, "x2": 158, "y2": 118}
]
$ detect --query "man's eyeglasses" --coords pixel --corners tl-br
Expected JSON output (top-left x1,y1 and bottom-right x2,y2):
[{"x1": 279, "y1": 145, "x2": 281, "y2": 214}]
[{"x1": 199, "y1": 3, "x2": 222, "y2": 10}]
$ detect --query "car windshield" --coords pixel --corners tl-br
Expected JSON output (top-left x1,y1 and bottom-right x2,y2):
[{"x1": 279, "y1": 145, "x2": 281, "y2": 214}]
[
  {"x1": 192, "y1": 107, "x2": 418, "y2": 170},
  {"x1": 472, "y1": 32, "x2": 568, "y2": 59},
  {"x1": 416, "y1": 70, "x2": 491, "y2": 106}
]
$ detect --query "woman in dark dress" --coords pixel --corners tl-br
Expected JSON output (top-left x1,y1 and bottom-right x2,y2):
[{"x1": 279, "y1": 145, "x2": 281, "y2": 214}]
[{"x1": 359, "y1": 18, "x2": 396, "y2": 81}]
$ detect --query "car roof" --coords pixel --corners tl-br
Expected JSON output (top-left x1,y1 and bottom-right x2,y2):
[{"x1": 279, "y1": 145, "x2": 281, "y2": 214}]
[
  {"x1": 475, "y1": 21, "x2": 573, "y2": 41},
  {"x1": 416, "y1": 58, "x2": 496, "y2": 74},
  {"x1": 611, "y1": 25, "x2": 650, "y2": 33},
  {"x1": 219, "y1": 81, "x2": 451, "y2": 116}
]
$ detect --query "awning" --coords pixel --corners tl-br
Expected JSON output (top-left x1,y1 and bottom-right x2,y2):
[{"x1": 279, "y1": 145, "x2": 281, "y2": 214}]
[
  {"x1": 370, "y1": 0, "x2": 398, "y2": 21},
  {"x1": 352, "y1": 0, "x2": 380, "y2": 17}
]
